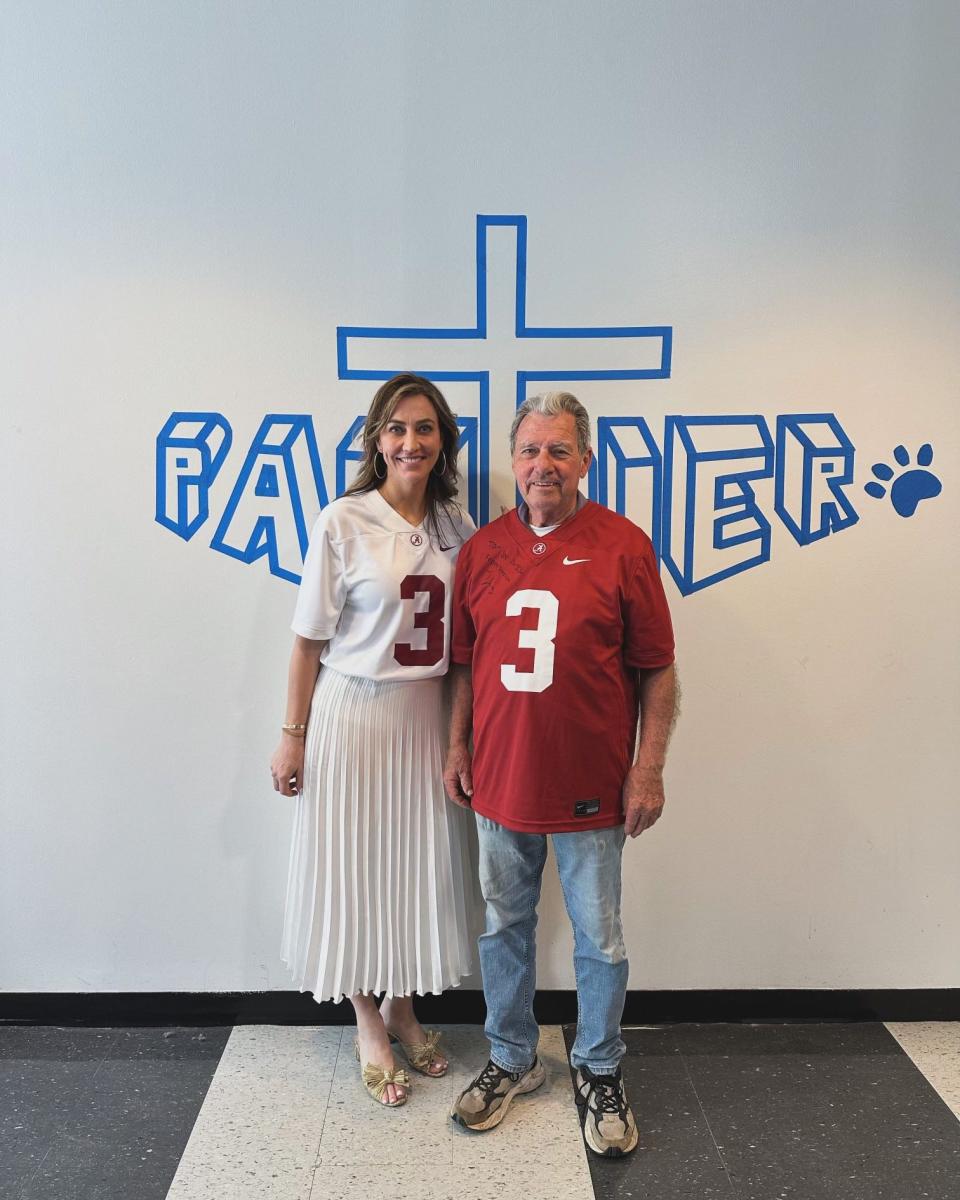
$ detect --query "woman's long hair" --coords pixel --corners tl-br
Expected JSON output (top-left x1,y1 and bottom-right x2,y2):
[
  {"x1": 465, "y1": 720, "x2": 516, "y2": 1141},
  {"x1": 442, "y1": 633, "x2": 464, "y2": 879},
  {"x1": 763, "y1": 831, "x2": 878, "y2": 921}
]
[{"x1": 345, "y1": 373, "x2": 463, "y2": 548}]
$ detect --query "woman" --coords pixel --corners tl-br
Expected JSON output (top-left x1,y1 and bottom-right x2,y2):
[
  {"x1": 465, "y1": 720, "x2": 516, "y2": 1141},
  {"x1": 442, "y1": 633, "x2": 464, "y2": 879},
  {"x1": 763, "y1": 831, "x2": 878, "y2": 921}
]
[{"x1": 270, "y1": 373, "x2": 476, "y2": 1107}]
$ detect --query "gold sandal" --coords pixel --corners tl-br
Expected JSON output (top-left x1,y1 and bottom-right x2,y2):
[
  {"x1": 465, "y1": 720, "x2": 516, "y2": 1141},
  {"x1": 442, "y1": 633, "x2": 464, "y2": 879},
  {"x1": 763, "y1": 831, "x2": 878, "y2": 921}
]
[
  {"x1": 391, "y1": 1028, "x2": 448, "y2": 1077},
  {"x1": 354, "y1": 1040, "x2": 410, "y2": 1107}
]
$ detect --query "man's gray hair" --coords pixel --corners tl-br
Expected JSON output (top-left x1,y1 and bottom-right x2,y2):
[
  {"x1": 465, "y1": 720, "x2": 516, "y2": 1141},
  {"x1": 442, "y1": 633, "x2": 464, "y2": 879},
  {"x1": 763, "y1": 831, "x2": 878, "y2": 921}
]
[{"x1": 510, "y1": 391, "x2": 592, "y2": 456}]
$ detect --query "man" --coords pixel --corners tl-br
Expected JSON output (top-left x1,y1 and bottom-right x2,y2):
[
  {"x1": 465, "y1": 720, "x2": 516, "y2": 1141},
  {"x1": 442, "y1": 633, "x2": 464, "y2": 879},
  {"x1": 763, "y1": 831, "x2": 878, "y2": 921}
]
[{"x1": 443, "y1": 391, "x2": 677, "y2": 1158}]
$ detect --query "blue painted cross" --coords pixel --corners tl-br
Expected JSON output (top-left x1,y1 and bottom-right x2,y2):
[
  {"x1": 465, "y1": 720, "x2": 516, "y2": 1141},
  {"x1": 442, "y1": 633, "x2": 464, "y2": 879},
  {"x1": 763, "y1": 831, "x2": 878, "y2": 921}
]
[{"x1": 336, "y1": 214, "x2": 672, "y2": 524}]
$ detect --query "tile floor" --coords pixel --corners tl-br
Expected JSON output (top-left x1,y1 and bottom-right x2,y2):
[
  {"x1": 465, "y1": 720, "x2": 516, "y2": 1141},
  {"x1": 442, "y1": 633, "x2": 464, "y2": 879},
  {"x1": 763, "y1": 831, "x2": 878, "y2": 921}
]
[
  {"x1": 0, "y1": 1026, "x2": 231, "y2": 1200},
  {"x1": 167, "y1": 1025, "x2": 591, "y2": 1200},
  {"x1": 1, "y1": 1022, "x2": 958, "y2": 1200}
]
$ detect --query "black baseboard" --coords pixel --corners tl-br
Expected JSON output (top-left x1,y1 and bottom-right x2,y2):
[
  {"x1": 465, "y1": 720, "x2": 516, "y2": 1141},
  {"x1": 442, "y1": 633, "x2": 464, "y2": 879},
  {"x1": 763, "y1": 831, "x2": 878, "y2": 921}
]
[{"x1": 1, "y1": 989, "x2": 957, "y2": 1026}]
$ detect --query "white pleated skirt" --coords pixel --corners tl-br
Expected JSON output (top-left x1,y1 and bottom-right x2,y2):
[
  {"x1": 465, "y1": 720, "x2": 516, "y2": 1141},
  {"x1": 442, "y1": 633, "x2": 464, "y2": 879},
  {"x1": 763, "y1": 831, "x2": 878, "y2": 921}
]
[{"x1": 282, "y1": 666, "x2": 480, "y2": 1003}]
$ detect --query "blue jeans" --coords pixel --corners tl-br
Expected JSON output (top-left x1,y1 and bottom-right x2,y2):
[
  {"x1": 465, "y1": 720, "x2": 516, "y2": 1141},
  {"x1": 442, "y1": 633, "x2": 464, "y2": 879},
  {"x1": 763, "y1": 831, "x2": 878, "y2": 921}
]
[{"x1": 475, "y1": 815, "x2": 628, "y2": 1074}]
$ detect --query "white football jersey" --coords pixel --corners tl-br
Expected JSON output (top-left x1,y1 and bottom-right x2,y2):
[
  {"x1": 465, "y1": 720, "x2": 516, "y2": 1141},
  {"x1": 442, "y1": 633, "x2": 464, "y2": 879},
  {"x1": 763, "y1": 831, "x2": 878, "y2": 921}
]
[{"x1": 292, "y1": 489, "x2": 475, "y2": 681}]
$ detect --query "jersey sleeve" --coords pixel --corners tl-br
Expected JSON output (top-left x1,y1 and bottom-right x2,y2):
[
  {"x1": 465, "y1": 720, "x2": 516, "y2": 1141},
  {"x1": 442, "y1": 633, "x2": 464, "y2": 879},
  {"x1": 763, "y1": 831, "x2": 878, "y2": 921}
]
[
  {"x1": 290, "y1": 509, "x2": 347, "y2": 641},
  {"x1": 450, "y1": 542, "x2": 477, "y2": 665},
  {"x1": 622, "y1": 544, "x2": 675, "y2": 669}
]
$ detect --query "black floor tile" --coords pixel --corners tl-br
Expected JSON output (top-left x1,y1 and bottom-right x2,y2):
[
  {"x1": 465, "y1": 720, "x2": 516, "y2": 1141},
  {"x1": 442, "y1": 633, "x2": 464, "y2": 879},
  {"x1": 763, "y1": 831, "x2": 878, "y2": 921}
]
[
  {"x1": 16, "y1": 1130, "x2": 183, "y2": 1200},
  {"x1": 564, "y1": 1025, "x2": 739, "y2": 1199},
  {"x1": 0, "y1": 1128, "x2": 58, "y2": 1200},
  {"x1": 60, "y1": 1029, "x2": 231, "y2": 1145},
  {"x1": 0, "y1": 1026, "x2": 231, "y2": 1200},
  {"x1": 675, "y1": 1023, "x2": 960, "y2": 1200},
  {"x1": 101, "y1": 1027, "x2": 232, "y2": 1066},
  {"x1": 0, "y1": 1028, "x2": 119, "y2": 1200},
  {"x1": 0, "y1": 1027, "x2": 121, "y2": 1063},
  {"x1": 567, "y1": 1024, "x2": 960, "y2": 1200},
  {"x1": 670, "y1": 1020, "x2": 892, "y2": 1059}
]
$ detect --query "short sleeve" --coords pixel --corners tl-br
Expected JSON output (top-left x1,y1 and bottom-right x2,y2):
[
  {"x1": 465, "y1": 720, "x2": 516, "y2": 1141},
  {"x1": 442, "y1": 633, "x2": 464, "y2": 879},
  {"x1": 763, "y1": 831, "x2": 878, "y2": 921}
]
[
  {"x1": 291, "y1": 510, "x2": 347, "y2": 640},
  {"x1": 622, "y1": 544, "x2": 675, "y2": 669},
  {"x1": 450, "y1": 542, "x2": 477, "y2": 664}
]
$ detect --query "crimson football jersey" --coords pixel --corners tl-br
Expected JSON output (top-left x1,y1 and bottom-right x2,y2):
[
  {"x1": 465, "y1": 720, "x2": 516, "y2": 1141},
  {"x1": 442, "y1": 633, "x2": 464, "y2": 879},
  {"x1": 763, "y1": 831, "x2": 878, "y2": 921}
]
[{"x1": 451, "y1": 500, "x2": 674, "y2": 833}]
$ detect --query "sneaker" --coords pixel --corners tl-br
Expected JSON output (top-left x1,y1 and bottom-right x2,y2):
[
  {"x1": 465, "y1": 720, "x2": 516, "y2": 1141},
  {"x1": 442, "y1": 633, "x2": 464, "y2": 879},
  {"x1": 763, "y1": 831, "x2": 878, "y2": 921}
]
[
  {"x1": 450, "y1": 1057, "x2": 546, "y2": 1131},
  {"x1": 574, "y1": 1065, "x2": 639, "y2": 1157}
]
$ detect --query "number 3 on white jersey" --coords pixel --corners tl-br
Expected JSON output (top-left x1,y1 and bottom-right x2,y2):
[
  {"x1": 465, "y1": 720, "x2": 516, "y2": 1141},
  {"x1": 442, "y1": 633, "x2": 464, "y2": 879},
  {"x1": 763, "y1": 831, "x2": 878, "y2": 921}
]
[{"x1": 500, "y1": 589, "x2": 559, "y2": 693}]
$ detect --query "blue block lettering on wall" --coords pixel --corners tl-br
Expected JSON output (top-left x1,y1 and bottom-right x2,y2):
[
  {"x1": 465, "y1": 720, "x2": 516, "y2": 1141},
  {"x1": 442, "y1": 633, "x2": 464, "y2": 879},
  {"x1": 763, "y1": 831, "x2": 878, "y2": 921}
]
[
  {"x1": 775, "y1": 415, "x2": 858, "y2": 544},
  {"x1": 662, "y1": 416, "x2": 775, "y2": 595},
  {"x1": 211, "y1": 415, "x2": 328, "y2": 584},
  {"x1": 255, "y1": 463, "x2": 280, "y2": 498},
  {"x1": 155, "y1": 413, "x2": 233, "y2": 540},
  {"x1": 336, "y1": 214, "x2": 670, "y2": 525},
  {"x1": 336, "y1": 416, "x2": 366, "y2": 497},
  {"x1": 456, "y1": 416, "x2": 480, "y2": 525},
  {"x1": 594, "y1": 417, "x2": 663, "y2": 559}
]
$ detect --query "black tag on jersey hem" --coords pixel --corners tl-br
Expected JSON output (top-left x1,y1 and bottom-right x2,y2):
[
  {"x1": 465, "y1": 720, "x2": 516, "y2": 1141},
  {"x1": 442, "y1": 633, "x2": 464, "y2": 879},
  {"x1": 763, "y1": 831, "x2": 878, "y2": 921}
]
[{"x1": 573, "y1": 799, "x2": 601, "y2": 818}]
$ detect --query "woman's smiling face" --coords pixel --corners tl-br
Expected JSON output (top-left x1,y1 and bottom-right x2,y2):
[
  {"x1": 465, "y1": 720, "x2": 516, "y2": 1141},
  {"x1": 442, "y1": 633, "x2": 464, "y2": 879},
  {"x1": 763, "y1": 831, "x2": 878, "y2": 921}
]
[{"x1": 378, "y1": 394, "x2": 443, "y2": 481}]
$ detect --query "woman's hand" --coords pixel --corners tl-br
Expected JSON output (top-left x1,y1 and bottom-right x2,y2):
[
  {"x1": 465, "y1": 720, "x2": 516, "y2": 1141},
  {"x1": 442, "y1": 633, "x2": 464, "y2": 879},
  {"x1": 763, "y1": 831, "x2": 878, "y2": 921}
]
[
  {"x1": 270, "y1": 733, "x2": 306, "y2": 797},
  {"x1": 271, "y1": 636, "x2": 326, "y2": 797}
]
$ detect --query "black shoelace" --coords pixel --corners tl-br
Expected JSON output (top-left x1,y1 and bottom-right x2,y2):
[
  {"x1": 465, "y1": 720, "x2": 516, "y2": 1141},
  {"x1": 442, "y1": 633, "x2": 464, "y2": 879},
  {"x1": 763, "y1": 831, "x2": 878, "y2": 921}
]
[
  {"x1": 589, "y1": 1075, "x2": 627, "y2": 1117},
  {"x1": 476, "y1": 1061, "x2": 514, "y2": 1098}
]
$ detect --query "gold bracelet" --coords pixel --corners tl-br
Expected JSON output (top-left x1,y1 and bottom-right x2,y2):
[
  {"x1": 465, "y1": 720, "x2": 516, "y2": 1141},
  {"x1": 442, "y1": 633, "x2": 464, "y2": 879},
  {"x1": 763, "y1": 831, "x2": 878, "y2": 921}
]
[{"x1": 282, "y1": 723, "x2": 307, "y2": 737}]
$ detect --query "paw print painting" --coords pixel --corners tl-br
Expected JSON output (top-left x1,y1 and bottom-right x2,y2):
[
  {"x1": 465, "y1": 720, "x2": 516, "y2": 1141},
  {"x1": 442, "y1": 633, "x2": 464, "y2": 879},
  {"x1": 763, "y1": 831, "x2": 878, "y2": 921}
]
[{"x1": 864, "y1": 443, "x2": 942, "y2": 518}]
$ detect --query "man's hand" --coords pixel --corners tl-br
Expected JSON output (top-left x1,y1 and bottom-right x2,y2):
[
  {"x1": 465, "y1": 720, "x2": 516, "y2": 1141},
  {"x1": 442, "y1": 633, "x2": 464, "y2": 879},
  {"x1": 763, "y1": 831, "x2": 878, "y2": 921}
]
[
  {"x1": 443, "y1": 743, "x2": 474, "y2": 808},
  {"x1": 622, "y1": 764, "x2": 665, "y2": 837}
]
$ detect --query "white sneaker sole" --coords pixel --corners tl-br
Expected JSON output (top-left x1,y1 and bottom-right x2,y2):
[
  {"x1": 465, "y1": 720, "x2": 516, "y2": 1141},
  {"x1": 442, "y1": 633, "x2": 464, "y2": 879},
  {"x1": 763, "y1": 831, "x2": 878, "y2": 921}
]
[{"x1": 451, "y1": 1059, "x2": 547, "y2": 1132}]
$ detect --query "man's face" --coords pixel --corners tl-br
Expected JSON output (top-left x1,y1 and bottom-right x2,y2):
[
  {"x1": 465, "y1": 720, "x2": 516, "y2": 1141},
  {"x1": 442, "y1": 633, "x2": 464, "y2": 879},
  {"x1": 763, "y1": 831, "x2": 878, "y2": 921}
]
[{"x1": 512, "y1": 412, "x2": 593, "y2": 522}]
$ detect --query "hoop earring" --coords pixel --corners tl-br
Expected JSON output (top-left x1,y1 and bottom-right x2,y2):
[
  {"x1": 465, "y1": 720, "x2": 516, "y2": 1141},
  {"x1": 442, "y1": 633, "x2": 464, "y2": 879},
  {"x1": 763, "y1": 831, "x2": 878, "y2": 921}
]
[
  {"x1": 374, "y1": 451, "x2": 387, "y2": 480},
  {"x1": 433, "y1": 450, "x2": 447, "y2": 477}
]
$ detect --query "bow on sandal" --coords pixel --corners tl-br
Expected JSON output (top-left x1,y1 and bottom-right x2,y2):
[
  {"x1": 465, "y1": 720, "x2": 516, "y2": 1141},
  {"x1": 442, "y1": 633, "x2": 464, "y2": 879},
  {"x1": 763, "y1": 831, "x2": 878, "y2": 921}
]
[
  {"x1": 392, "y1": 1028, "x2": 448, "y2": 1077},
  {"x1": 354, "y1": 1042, "x2": 411, "y2": 1107}
]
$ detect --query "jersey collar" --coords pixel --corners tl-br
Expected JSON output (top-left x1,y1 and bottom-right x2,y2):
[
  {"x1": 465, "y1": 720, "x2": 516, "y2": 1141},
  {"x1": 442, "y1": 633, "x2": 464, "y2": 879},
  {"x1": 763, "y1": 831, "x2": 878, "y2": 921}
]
[
  {"x1": 516, "y1": 490, "x2": 588, "y2": 532},
  {"x1": 368, "y1": 487, "x2": 426, "y2": 534},
  {"x1": 506, "y1": 493, "x2": 594, "y2": 561}
]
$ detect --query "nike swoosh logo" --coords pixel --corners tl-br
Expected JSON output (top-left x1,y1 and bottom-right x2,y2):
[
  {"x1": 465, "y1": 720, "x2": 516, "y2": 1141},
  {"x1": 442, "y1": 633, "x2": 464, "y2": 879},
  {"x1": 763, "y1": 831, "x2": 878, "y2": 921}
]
[{"x1": 562, "y1": 556, "x2": 590, "y2": 565}]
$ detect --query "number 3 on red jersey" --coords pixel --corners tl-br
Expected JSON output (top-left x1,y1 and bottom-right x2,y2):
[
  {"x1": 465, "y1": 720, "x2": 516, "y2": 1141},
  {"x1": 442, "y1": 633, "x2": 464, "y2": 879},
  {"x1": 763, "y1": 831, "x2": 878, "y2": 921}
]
[
  {"x1": 394, "y1": 575, "x2": 445, "y2": 666},
  {"x1": 501, "y1": 589, "x2": 558, "y2": 693}
]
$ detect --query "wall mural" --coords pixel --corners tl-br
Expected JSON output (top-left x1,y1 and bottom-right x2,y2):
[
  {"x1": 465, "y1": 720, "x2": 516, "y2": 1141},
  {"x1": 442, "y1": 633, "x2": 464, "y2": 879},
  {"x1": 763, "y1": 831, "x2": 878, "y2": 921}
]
[{"x1": 155, "y1": 215, "x2": 942, "y2": 597}]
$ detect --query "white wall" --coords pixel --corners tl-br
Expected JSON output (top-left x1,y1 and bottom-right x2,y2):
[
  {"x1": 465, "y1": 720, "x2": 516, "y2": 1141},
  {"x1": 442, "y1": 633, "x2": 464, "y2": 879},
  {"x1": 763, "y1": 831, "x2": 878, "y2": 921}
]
[{"x1": 2, "y1": 1, "x2": 958, "y2": 992}]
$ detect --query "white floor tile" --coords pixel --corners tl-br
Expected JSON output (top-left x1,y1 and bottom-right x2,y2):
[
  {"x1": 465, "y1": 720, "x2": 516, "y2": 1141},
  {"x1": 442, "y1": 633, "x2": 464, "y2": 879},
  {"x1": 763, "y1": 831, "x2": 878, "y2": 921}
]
[
  {"x1": 316, "y1": 1025, "x2": 592, "y2": 1182},
  {"x1": 886, "y1": 1021, "x2": 960, "y2": 1122},
  {"x1": 166, "y1": 1025, "x2": 343, "y2": 1199},
  {"x1": 307, "y1": 1160, "x2": 592, "y2": 1200},
  {"x1": 164, "y1": 1024, "x2": 594, "y2": 1200}
]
